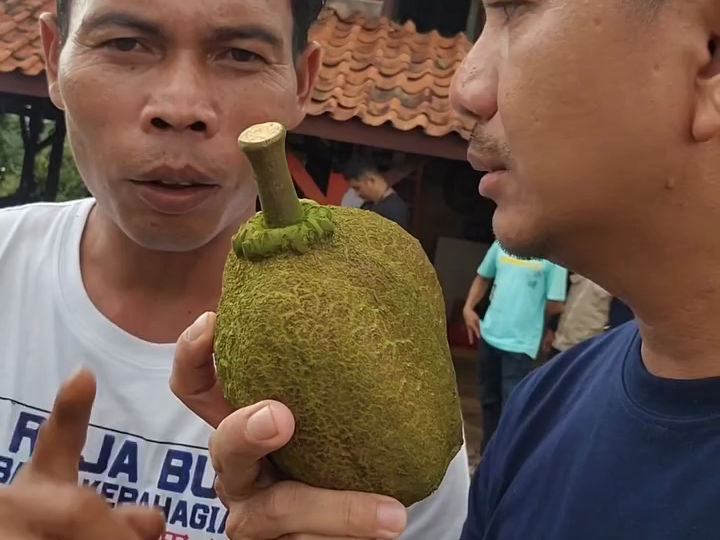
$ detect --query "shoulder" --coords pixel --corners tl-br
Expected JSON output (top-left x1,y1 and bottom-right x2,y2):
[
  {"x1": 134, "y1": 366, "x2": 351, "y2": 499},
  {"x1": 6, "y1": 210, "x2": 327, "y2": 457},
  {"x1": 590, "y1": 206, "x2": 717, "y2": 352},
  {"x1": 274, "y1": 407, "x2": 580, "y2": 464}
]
[
  {"x1": 380, "y1": 193, "x2": 408, "y2": 214},
  {"x1": 0, "y1": 199, "x2": 94, "y2": 259},
  {"x1": 0, "y1": 198, "x2": 92, "y2": 229},
  {"x1": 390, "y1": 192, "x2": 408, "y2": 207},
  {"x1": 507, "y1": 322, "x2": 637, "y2": 415},
  {"x1": 543, "y1": 259, "x2": 567, "y2": 273},
  {"x1": 486, "y1": 241, "x2": 500, "y2": 258},
  {"x1": 404, "y1": 442, "x2": 470, "y2": 539},
  {"x1": 461, "y1": 323, "x2": 639, "y2": 537},
  {"x1": 484, "y1": 322, "x2": 638, "y2": 482}
]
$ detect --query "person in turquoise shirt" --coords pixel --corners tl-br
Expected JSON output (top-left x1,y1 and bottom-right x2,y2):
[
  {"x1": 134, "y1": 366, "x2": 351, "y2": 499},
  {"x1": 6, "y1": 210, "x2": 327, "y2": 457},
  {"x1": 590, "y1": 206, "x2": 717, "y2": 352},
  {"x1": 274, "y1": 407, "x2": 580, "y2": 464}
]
[{"x1": 463, "y1": 240, "x2": 567, "y2": 450}]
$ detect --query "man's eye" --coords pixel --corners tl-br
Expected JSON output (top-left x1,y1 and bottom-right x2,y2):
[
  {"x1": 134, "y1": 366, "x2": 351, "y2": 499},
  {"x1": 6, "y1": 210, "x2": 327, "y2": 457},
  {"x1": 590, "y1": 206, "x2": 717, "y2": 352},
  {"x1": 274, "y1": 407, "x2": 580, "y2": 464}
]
[
  {"x1": 228, "y1": 49, "x2": 261, "y2": 63},
  {"x1": 104, "y1": 38, "x2": 142, "y2": 52}
]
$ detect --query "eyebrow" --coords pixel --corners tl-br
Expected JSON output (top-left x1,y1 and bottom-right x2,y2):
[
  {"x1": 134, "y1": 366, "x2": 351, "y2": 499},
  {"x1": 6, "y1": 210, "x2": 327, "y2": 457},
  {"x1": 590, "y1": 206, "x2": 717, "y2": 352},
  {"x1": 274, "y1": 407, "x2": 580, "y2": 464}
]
[
  {"x1": 213, "y1": 25, "x2": 282, "y2": 48},
  {"x1": 77, "y1": 11, "x2": 282, "y2": 48},
  {"x1": 78, "y1": 12, "x2": 163, "y2": 37}
]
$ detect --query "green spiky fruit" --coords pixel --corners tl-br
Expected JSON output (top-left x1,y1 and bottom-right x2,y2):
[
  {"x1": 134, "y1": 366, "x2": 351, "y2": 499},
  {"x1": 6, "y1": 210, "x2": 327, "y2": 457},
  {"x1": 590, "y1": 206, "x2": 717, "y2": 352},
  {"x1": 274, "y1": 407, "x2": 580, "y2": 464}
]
[{"x1": 214, "y1": 121, "x2": 463, "y2": 507}]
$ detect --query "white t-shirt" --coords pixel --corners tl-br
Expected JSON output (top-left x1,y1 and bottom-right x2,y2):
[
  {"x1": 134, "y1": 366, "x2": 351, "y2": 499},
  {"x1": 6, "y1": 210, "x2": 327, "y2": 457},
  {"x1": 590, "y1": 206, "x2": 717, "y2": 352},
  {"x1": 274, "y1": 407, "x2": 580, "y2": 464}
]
[{"x1": 0, "y1": 198, "x2": 470, "y2": 540}]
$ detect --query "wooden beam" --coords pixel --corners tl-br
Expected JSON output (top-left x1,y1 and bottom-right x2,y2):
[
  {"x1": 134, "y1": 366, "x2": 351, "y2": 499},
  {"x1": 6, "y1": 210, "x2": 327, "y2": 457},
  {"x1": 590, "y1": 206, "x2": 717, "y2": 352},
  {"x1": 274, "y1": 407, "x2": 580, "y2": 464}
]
[
  {"x1": 0, "y1": 73, "x2": 49, "y2": 98},
  {"x1": 384, "y1": 159, "x2": 425, "y2": 187},
  {"x1": 294, "y1": 115, "x2": 468, "y2": 161},
  {"x1": 326, "y1": 173, "x2": 349, "y2": 206},
  {"x1": 287, "y1": 153, "x2": 328, "y2": 204}
]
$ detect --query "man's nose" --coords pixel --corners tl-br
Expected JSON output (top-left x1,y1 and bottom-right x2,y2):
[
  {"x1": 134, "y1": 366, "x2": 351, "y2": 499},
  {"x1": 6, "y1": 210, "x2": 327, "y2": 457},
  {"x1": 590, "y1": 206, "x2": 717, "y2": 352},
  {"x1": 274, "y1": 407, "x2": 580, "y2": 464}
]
[
  {"x1": 450, "y1": 33, "x2": 500, "y2": 124},
  {"x1": 140, "y1": 61, "x2": 220, "y2": 138}
]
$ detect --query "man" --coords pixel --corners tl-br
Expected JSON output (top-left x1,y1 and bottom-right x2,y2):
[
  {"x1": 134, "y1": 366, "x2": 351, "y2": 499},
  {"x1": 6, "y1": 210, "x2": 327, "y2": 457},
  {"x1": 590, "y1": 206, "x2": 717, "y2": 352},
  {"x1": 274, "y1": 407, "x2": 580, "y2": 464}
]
[
  {"x1": 609, "y1": 296, "x2": 635, "y2": 329},
  {"x1": 549, "y1": 273, "x2": 613, "y2": 356},
  {"x1": 462, "y1": 240, "x2": 567, "y2": 450},
  {"x1": 344, "y1": 158, "x2": 410, "y2": 230},
  {"x1": 341, "y1": 184, "x2": 364, "y2": 208},
  {"x1": 0, "y1": 0, "x2": 470, "y2": 538},
  {"x1": 450, "y1": 0, "x2": 720, "y2": 538}
]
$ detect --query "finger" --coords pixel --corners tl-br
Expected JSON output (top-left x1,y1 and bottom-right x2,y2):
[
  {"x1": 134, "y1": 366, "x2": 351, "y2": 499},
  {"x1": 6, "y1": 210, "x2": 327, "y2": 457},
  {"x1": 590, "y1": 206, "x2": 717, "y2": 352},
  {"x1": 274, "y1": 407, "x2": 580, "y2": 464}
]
[
  {"x1": 113, "y1": 506, "x2": 167, "y2": 540},
  {"x1": 8, "y1": 482, "x2": 150, "y2": 540},
  {"x1": 232, "y1": 481, "x2": 407, "y2": 540},
  {"x1": 211, "y1": 400, "x2": 295, "y2": 499},
  {"x1": 170, "y1": 311, "x2": 234, "y2": 428},
  {"x1": 24, "y1": 368, "x2": 96, "y2": 483}
]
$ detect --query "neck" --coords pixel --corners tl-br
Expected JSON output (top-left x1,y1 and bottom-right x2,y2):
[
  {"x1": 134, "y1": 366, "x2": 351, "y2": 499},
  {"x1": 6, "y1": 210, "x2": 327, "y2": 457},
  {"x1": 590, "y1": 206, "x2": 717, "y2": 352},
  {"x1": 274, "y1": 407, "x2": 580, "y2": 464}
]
[
  {"x1": 555, "y1": 208, "x2": 720, "y2": 381},
  {"x1": 79, "y1": 204, "x2": 254, "y2": 343},
  {"x1": 374, "y1": 186, "x2": 392, "y2": 203}
]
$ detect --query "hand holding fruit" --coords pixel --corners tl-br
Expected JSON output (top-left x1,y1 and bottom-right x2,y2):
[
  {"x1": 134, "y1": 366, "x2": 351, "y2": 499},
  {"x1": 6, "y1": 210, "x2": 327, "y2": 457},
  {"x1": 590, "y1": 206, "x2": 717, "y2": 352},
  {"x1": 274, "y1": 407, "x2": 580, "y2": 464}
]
[{"x1": 170, "y1": 312, "x2": 409, "y2": 539}]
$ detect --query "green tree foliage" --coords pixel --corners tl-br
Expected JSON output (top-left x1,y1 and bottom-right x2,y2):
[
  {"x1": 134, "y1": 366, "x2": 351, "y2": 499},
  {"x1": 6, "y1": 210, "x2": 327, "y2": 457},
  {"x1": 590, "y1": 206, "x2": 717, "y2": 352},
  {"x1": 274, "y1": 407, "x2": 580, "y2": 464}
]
[{"x1": 0, "y1": 113, "x2": 89, "y2": 202}]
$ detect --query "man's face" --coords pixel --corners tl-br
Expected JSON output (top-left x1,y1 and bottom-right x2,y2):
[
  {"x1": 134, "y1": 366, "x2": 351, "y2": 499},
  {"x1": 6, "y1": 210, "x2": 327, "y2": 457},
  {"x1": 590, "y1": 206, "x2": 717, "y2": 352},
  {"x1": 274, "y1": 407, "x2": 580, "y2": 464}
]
[
  {"x1": 41, "y1": 0, "x2": 321, "y2": 251},
  {"x1": 450, "y1": 0, "x2": 713, "y2": 261},
  {"x1": 349, "y1": 175, "x2": 376, "y2": 202}
]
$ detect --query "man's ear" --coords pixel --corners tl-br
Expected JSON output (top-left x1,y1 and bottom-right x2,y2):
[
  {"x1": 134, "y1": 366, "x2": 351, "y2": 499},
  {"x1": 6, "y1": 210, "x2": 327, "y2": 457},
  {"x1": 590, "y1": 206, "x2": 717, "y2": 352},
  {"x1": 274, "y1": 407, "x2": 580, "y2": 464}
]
[
  {"x1": 692, "y1": 0, "x2": 720, "y2": 147},
  {"x1": 284, "y1": 41, "x2": 322, "y2": 130},
  {"x1": 296, "y1": 41, "x2": 323, "y2": 111},
  {"x1": 38, "y1": 13, "x2": 65, "y2": 111}
]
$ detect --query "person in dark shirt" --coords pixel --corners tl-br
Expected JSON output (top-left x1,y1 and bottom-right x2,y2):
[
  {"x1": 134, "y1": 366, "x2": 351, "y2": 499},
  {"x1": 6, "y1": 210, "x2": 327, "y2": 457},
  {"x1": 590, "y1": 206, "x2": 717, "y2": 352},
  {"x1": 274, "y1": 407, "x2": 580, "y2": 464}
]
[
  {"x1": 609, "y1": 296, "x2": 635, "y2": 329},
  {"x1": 448, "y1": 0, "x2": 720, "y2": 538},
  {"x1": 344, "y1": 158, "x2": 410, "y2": 230}
]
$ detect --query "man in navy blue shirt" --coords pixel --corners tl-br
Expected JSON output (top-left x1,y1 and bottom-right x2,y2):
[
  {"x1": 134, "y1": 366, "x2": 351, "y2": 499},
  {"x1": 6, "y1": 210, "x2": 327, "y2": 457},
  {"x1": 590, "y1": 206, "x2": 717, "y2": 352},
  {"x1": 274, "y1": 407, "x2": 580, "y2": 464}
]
[{"x1": 449, "y1": 0, "x2": 720, "y2": 538}]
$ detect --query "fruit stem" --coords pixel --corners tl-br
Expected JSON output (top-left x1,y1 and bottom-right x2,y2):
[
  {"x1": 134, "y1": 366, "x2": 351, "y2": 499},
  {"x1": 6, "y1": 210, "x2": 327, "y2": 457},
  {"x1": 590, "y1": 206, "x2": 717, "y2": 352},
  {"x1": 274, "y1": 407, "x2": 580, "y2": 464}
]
[{"x1": 238, "y1": 122, "x2": 303, "y2": 229}]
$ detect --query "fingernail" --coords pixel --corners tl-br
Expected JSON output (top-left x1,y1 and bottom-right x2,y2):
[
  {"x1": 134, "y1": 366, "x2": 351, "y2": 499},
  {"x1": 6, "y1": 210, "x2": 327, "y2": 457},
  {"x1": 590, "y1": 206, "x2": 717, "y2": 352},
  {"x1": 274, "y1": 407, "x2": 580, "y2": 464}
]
[
  {"x1": 186, "y1": 312, "x2": 210, "y2": 342},
  {"x1": 377, "y1": 502, "x2": 407, "y2": 538},
  {"x1": 246, "y1": 405, "x2": 279, "y2": 441}
]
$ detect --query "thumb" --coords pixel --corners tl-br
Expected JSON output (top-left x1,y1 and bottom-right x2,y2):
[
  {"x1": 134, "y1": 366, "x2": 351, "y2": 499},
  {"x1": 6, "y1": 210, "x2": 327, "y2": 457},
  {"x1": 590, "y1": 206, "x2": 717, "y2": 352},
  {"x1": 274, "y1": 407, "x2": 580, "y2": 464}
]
[
  {"x1": 22, "y1": 368, "x2": 96, "y2": 484},
  {"x1": 210, "y1": 400, "x2": 296, "y2": 499},
  {"x1": 170, "y1": 311, "x2": 234, "y2": 429}
]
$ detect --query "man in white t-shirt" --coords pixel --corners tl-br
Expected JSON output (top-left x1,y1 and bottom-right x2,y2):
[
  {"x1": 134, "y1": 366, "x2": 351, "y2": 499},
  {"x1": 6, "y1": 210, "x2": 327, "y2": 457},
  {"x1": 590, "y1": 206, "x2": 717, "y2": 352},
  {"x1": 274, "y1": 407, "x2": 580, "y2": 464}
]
[{"x1": 0, "y1": 0, "x2": 470, "y2": 538}]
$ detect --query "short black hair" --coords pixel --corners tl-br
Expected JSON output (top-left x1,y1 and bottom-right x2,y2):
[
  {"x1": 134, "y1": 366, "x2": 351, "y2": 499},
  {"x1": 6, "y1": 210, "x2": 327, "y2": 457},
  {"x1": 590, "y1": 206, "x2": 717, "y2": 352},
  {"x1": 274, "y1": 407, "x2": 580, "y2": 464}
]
[
  {"x1": 55, "y1": 0, "x2": 325, "y2": 58},
  {"x1": 344, "y1": 157, "x2": 379, "y2": 182}
]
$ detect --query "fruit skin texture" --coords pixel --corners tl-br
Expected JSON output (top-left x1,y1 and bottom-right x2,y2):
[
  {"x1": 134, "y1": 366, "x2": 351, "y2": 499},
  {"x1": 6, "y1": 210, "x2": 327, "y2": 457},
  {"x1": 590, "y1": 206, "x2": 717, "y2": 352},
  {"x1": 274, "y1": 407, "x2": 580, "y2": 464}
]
[{"x1": 214, "y1": 201, "x2": 464, "y2": 507}]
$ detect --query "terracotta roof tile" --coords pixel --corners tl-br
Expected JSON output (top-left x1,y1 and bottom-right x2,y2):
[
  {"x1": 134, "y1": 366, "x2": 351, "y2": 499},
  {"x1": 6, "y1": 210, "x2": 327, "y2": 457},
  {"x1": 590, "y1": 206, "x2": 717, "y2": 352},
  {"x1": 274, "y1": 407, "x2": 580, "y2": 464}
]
[
  {"x1": 0, "y1": 2, "x2": 474, "y2": 139},
  {"x1": 308, "y1": 9, "x2": 474, "y2": 139},
  {"x1": 0, "y1": 0, "x2": 53, "y2": 77}
]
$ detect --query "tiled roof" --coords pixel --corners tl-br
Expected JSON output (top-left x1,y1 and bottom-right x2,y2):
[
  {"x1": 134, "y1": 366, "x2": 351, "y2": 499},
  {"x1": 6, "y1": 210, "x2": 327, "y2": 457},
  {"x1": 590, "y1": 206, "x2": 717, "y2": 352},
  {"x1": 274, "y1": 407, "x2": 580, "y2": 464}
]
[
  {"x1": 0, "y1": 2, "x2": 474, "y2": 139},
  {"x1": 0, "y1": 0, "x2": 53, "y2": 77},
  {"x1": 308, "y1": 9, "x2": 474, "y2": 139}
]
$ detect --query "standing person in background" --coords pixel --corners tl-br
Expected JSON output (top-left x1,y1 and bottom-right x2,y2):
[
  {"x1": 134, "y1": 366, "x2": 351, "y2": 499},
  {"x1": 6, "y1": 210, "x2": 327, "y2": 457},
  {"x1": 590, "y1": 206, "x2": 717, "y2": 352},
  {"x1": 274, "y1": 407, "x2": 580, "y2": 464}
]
[
  {"x1": 344, "y1": 158, "x2": 410, "y2": 231},
  {"x1": 549, "y1": 273, "x2": 613, "y2": 357},
  {"x1": 463, "y1": 240, "x2": 567, "y2": 450},
  {"x1": 608, "y1": 296, "x2": 635, "y2": 329}
]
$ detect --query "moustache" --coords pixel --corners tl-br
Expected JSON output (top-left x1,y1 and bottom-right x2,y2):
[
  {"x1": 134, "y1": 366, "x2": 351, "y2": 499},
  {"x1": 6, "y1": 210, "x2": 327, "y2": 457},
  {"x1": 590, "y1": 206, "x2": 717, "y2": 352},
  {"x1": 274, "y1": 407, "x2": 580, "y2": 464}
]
[{"x1": 469, "y1": 124, "x2": 513, "y2": 164}]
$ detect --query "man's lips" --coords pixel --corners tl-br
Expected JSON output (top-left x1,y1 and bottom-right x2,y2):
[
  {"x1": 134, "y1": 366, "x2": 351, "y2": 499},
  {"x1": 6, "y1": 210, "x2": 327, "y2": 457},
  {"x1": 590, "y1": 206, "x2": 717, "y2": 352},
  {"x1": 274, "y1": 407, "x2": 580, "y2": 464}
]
[
  {"x1": 129, "y1": 179, "x2": 218, "y2": 189},
  {"x1": 133, "y1": 163, "x2": 218, "y2": 186},
  {"x1": 129, "y1": 179, "x2": 219, "y2": 214}
]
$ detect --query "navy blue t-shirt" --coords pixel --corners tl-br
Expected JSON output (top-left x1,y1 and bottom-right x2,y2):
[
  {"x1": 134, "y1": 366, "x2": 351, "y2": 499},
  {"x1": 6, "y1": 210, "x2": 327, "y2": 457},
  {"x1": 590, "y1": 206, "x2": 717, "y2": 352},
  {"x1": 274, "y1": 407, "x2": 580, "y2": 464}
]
[{"x1": 461, "y1": 321, "x2": 720, "y2": 539}]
